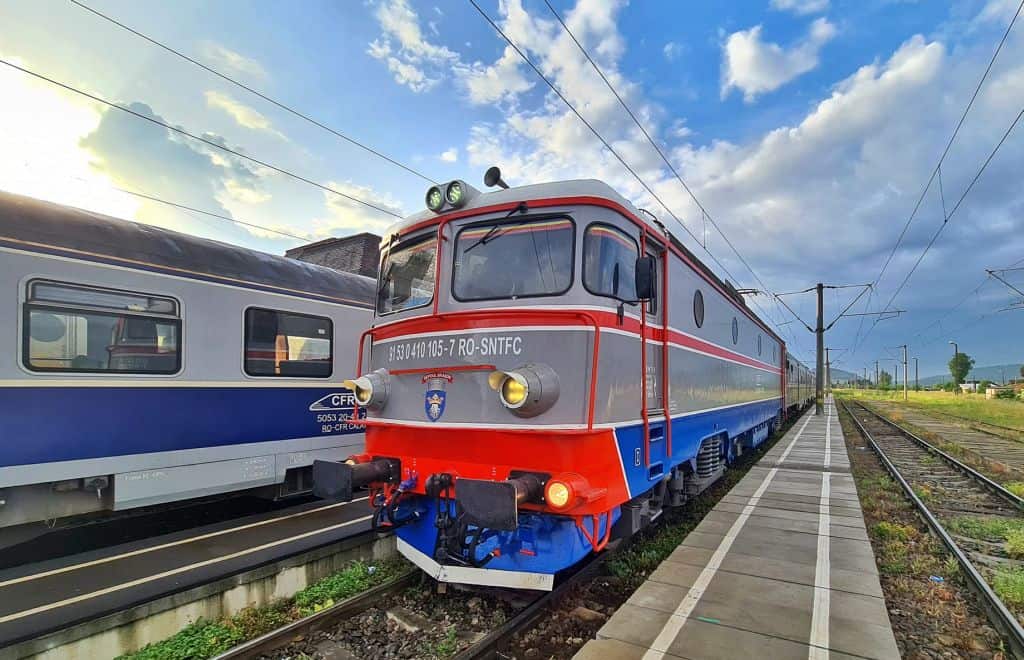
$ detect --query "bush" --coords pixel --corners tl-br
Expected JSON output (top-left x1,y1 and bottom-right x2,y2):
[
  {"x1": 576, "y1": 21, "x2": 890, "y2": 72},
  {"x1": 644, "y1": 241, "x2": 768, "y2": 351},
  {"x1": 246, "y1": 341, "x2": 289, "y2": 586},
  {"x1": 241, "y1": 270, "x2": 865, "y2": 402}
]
[{"x1": 996, "y1": 388, "x2": 1017, "y2": 400}]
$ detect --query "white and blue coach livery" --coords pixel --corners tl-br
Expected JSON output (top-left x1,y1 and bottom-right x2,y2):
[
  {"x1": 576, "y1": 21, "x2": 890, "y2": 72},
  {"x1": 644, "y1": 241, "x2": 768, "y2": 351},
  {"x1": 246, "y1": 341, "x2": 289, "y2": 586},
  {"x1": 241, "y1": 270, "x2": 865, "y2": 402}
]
[{"x1": 0, "y1": 191, "x2": 373, "y2": 543}]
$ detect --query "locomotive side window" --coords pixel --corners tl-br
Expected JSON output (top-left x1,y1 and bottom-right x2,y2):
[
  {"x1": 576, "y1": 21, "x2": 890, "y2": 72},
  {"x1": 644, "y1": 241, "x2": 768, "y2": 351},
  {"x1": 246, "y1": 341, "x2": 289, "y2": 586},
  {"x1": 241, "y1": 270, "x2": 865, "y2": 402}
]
[
  {"x1": 453, "y1": 217, "x2": 573, "y2": 301},
  {"x1": 693, "y1": 290, "x2": 704, "y2": 328},
  {"x1": 244, "y1": 308, "x2": 332, "y2": 378},
  {"x1": 377, "y1": 236, "x2": 436, "y2": 314},
  {"x1": 731, "y1": 317, "x2": 739, "y2": 345},
  {"x1": 583, "y1": 224, "x2": 637, "y2": 301},
  {"x1": 23, "y1": 280, "x2": 180, "y2": 374},
  {"x1": 757, "y1": 334, "x2": 763, "y2": 356}
]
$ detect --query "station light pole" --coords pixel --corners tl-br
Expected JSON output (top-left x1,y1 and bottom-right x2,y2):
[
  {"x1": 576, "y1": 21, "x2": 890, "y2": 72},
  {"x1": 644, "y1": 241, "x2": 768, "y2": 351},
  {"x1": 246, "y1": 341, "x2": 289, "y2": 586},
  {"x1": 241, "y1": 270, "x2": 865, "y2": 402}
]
[
  {"x1": 901, "y1": 345, "x2": 908, "y2": 401},
  {"x1": 950, "y1": 341, "x2": 959, "y2": 395},
  {"x1": 914, "y1": 357, "x2": 919, "y2": 391}
]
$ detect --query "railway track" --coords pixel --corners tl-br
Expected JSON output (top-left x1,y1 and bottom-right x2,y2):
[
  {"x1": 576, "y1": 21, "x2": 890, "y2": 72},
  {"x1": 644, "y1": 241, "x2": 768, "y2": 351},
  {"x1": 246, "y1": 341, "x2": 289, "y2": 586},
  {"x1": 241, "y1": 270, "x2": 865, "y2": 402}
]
[
  {"x1": 213, "y1": 549, "x2": 611, "y2": 660},
  {"x1": 842, "y1": 399, "x2": 1024, "y2": 658}
]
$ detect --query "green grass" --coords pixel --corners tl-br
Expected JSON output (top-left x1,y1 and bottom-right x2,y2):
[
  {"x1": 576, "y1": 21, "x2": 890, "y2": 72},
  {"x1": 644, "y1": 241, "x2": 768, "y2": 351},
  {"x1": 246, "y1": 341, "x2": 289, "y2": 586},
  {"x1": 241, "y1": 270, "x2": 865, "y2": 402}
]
[
  {"x1": 1006, "y1": 482, "x2": 1024, "y2": 498},
  {"x1": 944, "y1": 516, "x2": 1024, "y2": 541},
  {"x1": 993, "y1": 568, "x2": 1024, "y2": 608},
  {"x1": 1006, "y1": 530, "x2": 1024, "y2": 559},
  {"x1": 836, "y1": 389, "x2": 1024, "y2": 432},
  {"x1": 119, "y1": 558, "x2": 408, "y2": 660}
]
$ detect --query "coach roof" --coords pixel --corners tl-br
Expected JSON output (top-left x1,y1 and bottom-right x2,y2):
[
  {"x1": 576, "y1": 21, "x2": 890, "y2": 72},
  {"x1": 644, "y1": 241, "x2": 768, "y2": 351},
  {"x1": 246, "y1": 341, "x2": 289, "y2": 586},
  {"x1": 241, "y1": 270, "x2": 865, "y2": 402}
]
[{"x1": 0, "y1": 190, "x2": 375, "y2": 308}]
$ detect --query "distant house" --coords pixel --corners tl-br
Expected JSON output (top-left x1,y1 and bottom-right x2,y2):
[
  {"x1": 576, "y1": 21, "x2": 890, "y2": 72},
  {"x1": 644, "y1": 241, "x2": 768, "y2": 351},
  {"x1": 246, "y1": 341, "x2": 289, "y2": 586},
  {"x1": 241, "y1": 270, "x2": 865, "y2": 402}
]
[
  {"x1": 285, "y1": 232, "x2": 382, "y2": 278},
  {"x1": 960, "y1": 380, "x2": 980, "y2": 393}
]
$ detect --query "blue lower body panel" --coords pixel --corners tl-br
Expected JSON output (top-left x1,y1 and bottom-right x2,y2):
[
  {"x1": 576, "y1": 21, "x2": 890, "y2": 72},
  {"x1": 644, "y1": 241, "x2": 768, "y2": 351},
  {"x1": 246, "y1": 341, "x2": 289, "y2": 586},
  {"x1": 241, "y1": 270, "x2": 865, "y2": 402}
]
[
  {"x1": 393, "y1": 497, "x2": 617, "y2": 576},
  {"x1": 614, "y1": 398, "x2": 782, "y2": 498},
  {"x1": 0, "y1": 386, "x2": 363, "y2": 468}
]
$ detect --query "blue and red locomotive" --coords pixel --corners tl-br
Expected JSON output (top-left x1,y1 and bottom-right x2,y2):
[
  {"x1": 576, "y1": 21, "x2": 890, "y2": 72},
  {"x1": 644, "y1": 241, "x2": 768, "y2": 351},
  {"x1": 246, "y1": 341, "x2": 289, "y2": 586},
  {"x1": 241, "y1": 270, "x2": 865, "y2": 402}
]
[{"x1": 315, "y1": 169, "x2": 813, "y2": 589}]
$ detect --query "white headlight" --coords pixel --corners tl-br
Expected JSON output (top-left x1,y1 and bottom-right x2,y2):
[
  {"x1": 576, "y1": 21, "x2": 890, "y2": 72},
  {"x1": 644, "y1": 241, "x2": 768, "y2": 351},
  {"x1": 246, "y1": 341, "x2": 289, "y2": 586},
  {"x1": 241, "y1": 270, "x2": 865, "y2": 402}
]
[{"x1": 343, "y1": 368, "x2": 390, "y2": 409}]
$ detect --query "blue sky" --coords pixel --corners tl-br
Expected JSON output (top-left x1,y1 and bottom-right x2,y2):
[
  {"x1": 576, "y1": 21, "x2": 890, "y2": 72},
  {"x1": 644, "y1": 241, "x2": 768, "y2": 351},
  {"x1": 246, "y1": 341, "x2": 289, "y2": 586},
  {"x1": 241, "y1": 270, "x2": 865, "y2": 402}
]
[{"x1": 1, "y1": 0, "x2": 1022, "y2": 379}]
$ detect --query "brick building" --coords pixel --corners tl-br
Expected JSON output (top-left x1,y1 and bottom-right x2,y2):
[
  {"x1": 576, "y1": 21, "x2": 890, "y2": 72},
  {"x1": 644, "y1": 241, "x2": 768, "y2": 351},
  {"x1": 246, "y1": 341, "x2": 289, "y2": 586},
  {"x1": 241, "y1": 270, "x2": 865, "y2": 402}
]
[{"x1": 284, "y1": 232, "x2": 381, "y2": 278}]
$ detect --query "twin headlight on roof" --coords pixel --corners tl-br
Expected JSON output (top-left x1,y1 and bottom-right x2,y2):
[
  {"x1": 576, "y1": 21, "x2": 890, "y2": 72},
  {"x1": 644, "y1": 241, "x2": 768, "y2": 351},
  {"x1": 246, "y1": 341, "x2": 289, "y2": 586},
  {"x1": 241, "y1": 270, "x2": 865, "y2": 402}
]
[
  {"x1": 425, "y1": 180, "x2": 477, "y2": 214},
  {"x1": 344, "y1": 364, "x2": 558, "y2": 418}
]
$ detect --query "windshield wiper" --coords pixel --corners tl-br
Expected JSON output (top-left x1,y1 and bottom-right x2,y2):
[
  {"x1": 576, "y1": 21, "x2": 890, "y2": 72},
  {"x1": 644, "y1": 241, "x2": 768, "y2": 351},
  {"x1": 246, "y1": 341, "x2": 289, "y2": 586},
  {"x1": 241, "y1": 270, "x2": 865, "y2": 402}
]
[
  {"x1": 376, "y1": 262, "x2": 395, "y2": 297},
  {"x1": 463, "y1": 202, "x2": 529, "y2": 254}
]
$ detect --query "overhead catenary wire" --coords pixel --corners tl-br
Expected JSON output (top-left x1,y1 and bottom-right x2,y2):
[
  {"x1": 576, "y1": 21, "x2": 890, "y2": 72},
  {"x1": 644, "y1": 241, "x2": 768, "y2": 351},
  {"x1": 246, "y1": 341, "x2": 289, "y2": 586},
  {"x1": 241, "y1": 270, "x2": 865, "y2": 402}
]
[
  {"x1": 469, "y1": 0, "x2": 800, "y2": 345},
  {"x1": 0, "y1": 58, "x2": 404, "y2": 220},
  {"x1": 98, "y1": 182, "x2": 310, "y2": 242},
  {"x1": 871, "y1": 0, "x2": 1024, "y2": 289},
  {"x1": 69, "y1": 0, "x2": 438, "y2": 185},
  {"x1": 541, "y1": 0, "x2": 802, "y2": 348},
  {"x1": 542, "y1": 0, "x2": 774, "y2": 301},
  {"x1": 466, "y1": 2, "x2": 732, "y2": 275},
  {"x1": 849, "y1": 0, "x2": 1024, "y2": 359}
]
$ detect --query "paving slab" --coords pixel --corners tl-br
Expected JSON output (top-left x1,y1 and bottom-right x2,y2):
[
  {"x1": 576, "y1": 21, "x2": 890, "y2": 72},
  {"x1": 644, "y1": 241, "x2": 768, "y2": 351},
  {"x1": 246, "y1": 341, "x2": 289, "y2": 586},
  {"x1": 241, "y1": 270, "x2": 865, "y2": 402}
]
[{"x1": 576, "y1": 399, "x2": 899, "y2": 660}]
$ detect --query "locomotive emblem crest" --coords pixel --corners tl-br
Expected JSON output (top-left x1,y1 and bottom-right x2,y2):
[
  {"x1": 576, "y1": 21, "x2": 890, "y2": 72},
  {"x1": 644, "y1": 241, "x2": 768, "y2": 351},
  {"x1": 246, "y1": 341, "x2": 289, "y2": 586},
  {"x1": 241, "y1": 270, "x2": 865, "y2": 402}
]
[{"x1": 423, "y1": 373, "x2": 453, "y2": 422}]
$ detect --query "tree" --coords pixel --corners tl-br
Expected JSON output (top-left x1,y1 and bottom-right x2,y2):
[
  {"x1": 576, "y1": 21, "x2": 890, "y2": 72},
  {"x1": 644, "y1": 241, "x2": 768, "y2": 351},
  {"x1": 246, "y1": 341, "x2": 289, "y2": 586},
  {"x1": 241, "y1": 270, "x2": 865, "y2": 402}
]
[
  {"x1": 879, "y1": 370, "x2": 893, "y2": 388},
  {"x1": 1020, "y1": 364, "x2": 1024, "y2": 379},
  {"x1": 949, "y1": 352, "x2": 975, "y2": 388}
]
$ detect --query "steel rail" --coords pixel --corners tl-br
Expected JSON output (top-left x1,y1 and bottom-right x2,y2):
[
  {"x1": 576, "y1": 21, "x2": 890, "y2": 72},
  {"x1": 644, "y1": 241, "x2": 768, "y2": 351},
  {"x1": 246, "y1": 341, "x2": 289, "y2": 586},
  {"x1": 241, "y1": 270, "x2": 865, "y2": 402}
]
[
  {"x1": 853, "y1": 401, "x2": 1024, "y2": 510},
  {"x1": 841, "y1": 399, "x2": 1024, "y2": 658},
  {"x1": 212, "y1": 571, "x2": 420, "y2": 660}
]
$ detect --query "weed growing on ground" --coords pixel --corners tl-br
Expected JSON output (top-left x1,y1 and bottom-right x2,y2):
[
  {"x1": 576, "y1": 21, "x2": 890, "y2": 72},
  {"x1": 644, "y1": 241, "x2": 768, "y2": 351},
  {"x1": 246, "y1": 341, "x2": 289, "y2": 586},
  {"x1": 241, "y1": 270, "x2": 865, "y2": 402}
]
[
  {"x1": 873, "y1": 521, "x2": 917, "y2": 541},
  {"x1": 1005, "y1": 530, "x2": 1024, "y2": 559},
  {"x1": 119, "y1": 557, "x2": 410, "y2": 660},
  {"x1": 1006, "y1": 482, "x2": 1024, "y2": 498},
  {"x1": 993, "y1": 568, "x2": 1024, "y2": 608},
  {"x1": 945, "y1": 516, "x2": 1024, "y2": 541}
]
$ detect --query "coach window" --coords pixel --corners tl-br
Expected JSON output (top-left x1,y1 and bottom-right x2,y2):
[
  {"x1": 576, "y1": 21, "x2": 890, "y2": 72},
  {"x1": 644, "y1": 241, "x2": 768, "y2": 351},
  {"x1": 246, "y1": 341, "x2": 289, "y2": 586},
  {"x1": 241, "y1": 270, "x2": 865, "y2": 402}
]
[
  {"x1": 583, "y1": 224, "x2": 637, "y2": 301},
  {"x1": 693, "y1": 290, "x2": 704, "y2": 328},
  {"x1": 23, "y1": 280, "x2": 180, "y2": 374},
  {"x1": 244, "y1": 308, "x2": 332, "y2": 378},
  {"x1": 453, "y1": 217, "x2": 574, "y2": 301}
]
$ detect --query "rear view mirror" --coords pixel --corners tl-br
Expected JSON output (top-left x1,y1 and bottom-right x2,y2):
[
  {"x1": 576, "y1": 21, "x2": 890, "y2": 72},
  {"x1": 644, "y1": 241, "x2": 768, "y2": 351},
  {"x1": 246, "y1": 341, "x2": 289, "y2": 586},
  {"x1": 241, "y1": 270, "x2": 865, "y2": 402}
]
[{"x1": 635, "y1": 255, "x2": 656, "y2": 300}]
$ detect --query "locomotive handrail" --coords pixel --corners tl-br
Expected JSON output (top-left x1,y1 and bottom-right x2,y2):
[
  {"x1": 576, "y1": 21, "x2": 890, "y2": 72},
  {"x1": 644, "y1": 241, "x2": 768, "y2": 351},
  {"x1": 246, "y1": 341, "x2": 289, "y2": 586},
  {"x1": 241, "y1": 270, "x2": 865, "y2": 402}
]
[{"x1": 354, "y1": 308, "x2": 603, "y2": 430}]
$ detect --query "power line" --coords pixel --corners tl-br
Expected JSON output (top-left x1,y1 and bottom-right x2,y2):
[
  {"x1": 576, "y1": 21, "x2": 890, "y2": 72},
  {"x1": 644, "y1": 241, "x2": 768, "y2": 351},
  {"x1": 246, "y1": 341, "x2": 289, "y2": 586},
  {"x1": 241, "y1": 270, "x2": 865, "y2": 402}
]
[
  {"x1": 469, "y1": 0, "x2": 800, "y2": 343},
  {"x1": 106, "y1": 184, "x2": 310, "y2": 242},
  {"x1": 878, "y1": 104, "x2": 1024, "y2": 313},
  {"x1": 0, "y1": 58, "x2": 404, "y2": 220},
  {"x1": 69, "y1": 0, "x2": 437, "y2": 185},
  {"x1": 466, "y1": 2, "x2": 732, "y2": 272},
  {"x1": 542, "y1": 0, "x2": 774, "y2": 301},
  {"x1": 871, "y1": 0, "x2": 1024, "y2": 288}
]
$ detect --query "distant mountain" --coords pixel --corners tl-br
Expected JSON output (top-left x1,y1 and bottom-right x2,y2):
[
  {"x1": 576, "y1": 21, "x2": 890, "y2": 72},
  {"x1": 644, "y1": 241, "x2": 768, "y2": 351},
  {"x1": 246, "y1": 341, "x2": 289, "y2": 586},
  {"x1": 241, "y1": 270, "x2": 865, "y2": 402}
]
[
  {"x1": 918, "y1": 363, "x2": 1023, "y2": 387},
  {"x1": 829, "y1": 367, "x2": 859, "y2": 384}
]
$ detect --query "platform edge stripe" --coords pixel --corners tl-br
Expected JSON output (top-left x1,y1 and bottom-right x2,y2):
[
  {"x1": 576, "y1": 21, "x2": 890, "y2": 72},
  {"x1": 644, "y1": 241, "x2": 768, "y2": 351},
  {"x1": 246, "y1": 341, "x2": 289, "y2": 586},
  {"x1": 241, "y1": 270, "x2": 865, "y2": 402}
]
[
  {"x1": 0, "y1": 515, "x2": 372, "y2": 623},
  {"x1": 639, "y1": 409, "x2": 814, "y2": 659},
  {"x1": 809, "y1": 471, "x2": 831, "y2": 659},
  {"x1": 0, "y1": 498, "x2": 367, "y2": 589}
]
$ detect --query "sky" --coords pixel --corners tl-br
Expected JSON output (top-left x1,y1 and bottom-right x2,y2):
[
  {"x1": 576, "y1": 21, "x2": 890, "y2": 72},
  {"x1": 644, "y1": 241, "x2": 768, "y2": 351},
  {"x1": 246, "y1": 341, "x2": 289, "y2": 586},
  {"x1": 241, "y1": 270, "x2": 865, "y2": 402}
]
[{"x1": 1, "y1": 0, "x2": 1022, "y2": 380}]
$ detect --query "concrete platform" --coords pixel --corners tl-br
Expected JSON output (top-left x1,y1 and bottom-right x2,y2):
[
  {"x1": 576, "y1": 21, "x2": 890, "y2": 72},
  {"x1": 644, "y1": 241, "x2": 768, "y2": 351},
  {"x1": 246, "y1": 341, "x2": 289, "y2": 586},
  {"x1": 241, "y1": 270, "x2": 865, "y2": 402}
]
[{"x1": 576, "y1": 398, "x2": 899, "y2": 660}]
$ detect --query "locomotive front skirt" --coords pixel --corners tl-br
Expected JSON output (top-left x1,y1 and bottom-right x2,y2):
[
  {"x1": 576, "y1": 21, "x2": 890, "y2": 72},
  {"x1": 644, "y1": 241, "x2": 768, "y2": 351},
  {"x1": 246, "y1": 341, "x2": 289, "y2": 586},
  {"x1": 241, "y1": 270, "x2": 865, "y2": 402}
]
[{"x1": 315, "y1": 175, "x2": 814, "y2": 589}]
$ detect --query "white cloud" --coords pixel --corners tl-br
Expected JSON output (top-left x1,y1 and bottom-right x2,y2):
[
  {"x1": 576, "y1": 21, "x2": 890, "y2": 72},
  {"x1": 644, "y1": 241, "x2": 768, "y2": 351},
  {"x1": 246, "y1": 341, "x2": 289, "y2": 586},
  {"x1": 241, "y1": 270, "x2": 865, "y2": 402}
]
[
  {"x1": 440, "y1": 147, "x2": 458, "y2": 162},
  {"x1": 311, "y1": 180, "x2": 405, "y2": 236},
  {"x1": 459, "y1": 45, "x2": 534, "y2": 104},
  {"x1": 663, "y1": 42, "x2": 685, "y2": 61},
  {"x1": 721, "y1": 18, "x2": 837, "y2": 102},
  {"x1": 769, "y1": 0, "x2": 830, "y2": 16},
  {"x1": 458, "y1": 0, "x2": 1024, "y2": 366},
  {"x1": 0, "y1": 56, "x2": 139, "y2": 220},
  {"x1": 204, "y1": 90, "x2": 286, "y2": 138},
  {"x1": 200, "y1": 42, "x2": 267, "y2": 79},
  {"x1": 223, "y1": 178, "x2": 272, "y2": 204},
  {"x1": 366, "y1": 0, "x2": 459, "y2": 93}
]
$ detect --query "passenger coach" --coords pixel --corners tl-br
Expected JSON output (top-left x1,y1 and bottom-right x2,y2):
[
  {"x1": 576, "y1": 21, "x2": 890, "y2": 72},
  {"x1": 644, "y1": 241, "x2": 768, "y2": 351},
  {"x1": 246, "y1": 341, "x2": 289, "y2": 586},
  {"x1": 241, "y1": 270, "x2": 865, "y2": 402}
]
[
  {"x1": 315, "y1": 169, "x2": 814, "y2": 589},
  {"x1": 0, "y1": 192, "x2": 373, "y2": 545}
]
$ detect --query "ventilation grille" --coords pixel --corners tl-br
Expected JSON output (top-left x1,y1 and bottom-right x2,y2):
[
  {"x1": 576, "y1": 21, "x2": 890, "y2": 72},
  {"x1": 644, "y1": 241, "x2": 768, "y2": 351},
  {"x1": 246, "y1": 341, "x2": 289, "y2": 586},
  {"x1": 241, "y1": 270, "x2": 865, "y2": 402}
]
[{"x1": 696, "y1": 437, "x2": 722, "y2": 478}]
